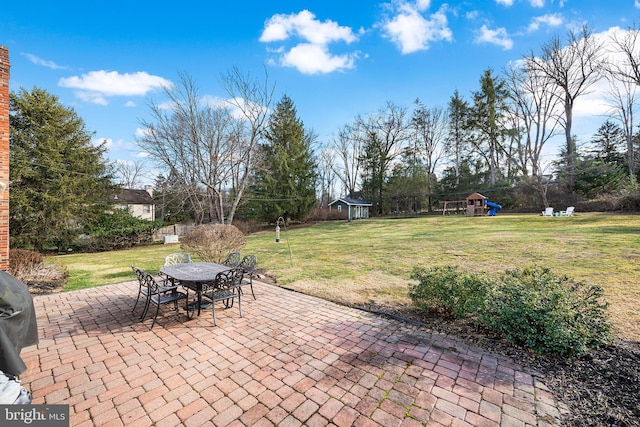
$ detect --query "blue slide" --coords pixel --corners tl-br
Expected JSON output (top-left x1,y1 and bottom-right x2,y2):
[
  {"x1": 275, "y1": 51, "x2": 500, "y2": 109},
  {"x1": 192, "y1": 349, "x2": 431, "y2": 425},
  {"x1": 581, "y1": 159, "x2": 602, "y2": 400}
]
[{"x1": 485, "y1": 200, "x2": 502, "y2": 216}]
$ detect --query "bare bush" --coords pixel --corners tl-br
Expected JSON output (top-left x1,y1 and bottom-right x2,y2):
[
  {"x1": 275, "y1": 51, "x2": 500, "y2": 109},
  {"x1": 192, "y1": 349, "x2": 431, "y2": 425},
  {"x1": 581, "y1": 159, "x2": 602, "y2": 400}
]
[
  {"x1": 9, "y1": 249, "x2": 68, "y2": 294},
  {"x1": 180, "y1": 224, "x2": 246, "y2": 263}
]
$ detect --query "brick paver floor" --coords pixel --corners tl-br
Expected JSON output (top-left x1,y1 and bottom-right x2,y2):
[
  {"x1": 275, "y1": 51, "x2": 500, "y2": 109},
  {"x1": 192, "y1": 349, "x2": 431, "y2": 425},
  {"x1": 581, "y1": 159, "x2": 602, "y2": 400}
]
[{"x1": 19, "y1": 280, "x2": 569, "y2": 426}]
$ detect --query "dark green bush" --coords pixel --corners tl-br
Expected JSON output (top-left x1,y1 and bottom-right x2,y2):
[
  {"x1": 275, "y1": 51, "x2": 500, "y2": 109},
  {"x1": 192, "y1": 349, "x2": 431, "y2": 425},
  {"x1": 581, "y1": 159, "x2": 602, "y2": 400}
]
[
  {"x1": 80, "y1": 209, "x2": 163, "y2": 252},
  {"x1": 479, "y1": 266, "x2": 612, "y2": 356},
  {"x1": 409, "y1": 264, "x2": 613, "y2": 356},
  {"x1": 409, "y1": 265, "x2": 491, "y2": 319}
]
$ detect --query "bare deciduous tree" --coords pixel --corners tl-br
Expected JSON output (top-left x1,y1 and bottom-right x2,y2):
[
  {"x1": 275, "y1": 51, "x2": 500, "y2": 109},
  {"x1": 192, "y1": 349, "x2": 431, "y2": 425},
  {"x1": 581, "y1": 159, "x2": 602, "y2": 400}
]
[
  {"x1": 525, "y1": 25, "x2": 603, "y2": 191},
  {"x1": 219, "y1": 66, "x2": 275, "y2": 224},
  {"x1": 356, "y1": 102, "x2": 411, "y2": 213},
  {"x1": 608, "y1": 26, "x2": 640, "y2": 176},
  {"x1": 412, "y1": 100, "x2": 448, "y2": 211},
  {"x1": 505, "y1": 60, "x2": 562, "y2": 207},
  {"x1": 330, "y1": 124, "x2": 363, "y2": 198},
  {"x1": 113, "y1": 159, "x2": 149, "y2": 189},
  {"x1": 317, "y1": 146, "x2": 337, "y2": 208},
  {"x1": 137, "y1": 69, "x2": 274, "y2": 225}
]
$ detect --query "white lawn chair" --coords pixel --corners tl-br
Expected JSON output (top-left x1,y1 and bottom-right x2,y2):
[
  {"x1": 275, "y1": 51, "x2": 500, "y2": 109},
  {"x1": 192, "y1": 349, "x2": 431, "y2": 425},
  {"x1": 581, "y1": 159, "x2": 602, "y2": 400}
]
[
  {"x1": 542, "y1": 207, "x2": 554, "y2": 216},
  {"x1": 164, "y1": 252, "x2": 192, "y2": 265},
  {"x1": 560, "y1": 206, "x2": 575, "y2": 216}
]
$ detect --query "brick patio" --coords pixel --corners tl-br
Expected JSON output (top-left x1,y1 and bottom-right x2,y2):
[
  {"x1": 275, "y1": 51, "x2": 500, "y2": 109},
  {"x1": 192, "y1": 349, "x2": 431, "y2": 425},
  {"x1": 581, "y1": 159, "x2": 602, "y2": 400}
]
[{"x1": 19, "y1": 280, "x2": 568, "y2": 426}]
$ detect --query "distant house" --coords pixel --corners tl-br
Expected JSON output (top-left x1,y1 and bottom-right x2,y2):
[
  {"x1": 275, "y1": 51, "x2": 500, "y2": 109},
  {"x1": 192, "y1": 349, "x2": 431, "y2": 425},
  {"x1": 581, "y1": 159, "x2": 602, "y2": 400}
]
[
  {"x1": 328, "y1": 197, "x2": 372, "y2": 220},
  {"x1": 112, "y1": 186, "x2": 155, "y2": 221}
]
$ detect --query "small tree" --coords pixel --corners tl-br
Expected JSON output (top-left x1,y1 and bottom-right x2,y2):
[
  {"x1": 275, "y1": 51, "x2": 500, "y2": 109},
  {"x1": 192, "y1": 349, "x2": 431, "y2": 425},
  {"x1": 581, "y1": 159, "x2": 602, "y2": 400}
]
[{"x1": 180, "y1": 224, "x2": 246, "y2": 263}]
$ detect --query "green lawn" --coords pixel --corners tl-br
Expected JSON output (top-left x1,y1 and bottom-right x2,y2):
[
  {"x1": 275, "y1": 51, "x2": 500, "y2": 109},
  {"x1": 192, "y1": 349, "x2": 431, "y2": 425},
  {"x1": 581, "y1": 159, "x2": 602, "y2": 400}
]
[{"x1": 47, "y1": 212, "x2": 640, "y2": 342}]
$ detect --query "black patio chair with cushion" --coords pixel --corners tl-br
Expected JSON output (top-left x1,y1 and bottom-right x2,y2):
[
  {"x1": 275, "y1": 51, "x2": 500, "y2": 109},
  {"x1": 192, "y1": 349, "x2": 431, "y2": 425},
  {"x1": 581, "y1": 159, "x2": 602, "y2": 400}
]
[
  {"x1": 200, "y1": 268, "x2": 244, "y2": 326},
  {"x1": 238, "y1": 255, "x2": 257, "y2": 300},
  {"x1": 131, "y1": 266, "x2": 179, "y2": 321},
  {"x1": 141, "y1": 272, "x2": 189, "y2": 329},
  {"x1": 221, "y1": 252, "x2": 241, "y2": 268}
]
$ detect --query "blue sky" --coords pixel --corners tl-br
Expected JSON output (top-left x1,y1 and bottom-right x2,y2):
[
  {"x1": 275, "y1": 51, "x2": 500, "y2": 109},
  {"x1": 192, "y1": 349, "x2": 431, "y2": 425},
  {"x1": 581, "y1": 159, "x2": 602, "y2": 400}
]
[{"x1": 2, "y1": 0, "x2": 639, "y2": 184}]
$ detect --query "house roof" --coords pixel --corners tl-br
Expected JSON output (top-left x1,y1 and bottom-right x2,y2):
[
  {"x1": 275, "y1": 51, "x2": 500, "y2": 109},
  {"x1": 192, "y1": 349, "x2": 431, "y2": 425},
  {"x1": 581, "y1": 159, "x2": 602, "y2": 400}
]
[
  {"x1": 113, "y1": 189, "x2": 154, "y2": 204},
  {"x1": 329, "y1": 197, "x2": 372, "y2": 207}
]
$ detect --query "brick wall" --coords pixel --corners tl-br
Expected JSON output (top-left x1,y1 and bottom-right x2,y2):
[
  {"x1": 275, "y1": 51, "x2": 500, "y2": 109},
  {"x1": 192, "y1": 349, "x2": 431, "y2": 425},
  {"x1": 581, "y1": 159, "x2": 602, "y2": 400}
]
[{"x1": 0, "y1": 46, "x2": 9, "y2": 271}]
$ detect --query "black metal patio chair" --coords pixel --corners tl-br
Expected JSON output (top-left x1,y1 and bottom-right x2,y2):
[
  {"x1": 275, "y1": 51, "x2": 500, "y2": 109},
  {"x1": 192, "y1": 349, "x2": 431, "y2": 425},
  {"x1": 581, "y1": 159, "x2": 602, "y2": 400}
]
[
  {"x1": 141, "y1": 272, "x2": 189, "y2": 329},
  {"x1": 238, "y1": 254, "x2": 257, "y2": 300},
  {"x1": 130, "y1": 266, "x2": 179, "y2": 321},
  {"x1": 200, "y1": 268, "x2": 244, "y2": 326},
  {"x1": 221, "y1": 252, "x2": 242, "y2": 268}
]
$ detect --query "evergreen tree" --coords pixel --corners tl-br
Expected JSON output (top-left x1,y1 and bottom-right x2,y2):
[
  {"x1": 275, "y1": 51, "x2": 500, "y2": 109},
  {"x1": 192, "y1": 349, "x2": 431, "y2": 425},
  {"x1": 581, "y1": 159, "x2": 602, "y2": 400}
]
[
  {"x1": 248, "y1": 95, "x2": 317, "y2": 222},
  {"x1": 446, "y1": 90, "x2": 470, "y2": 187},
  {"x1": 385, "y1": 155, "x2": 430, "y2": 213},
  {"x1": 589, "y1": 120, "x2": 626, "y2": 165},
  {"x1": 10, "y1": 88, "x2": 114, "y2": 251},
  {"x1": 467, "y1": 69, "x2": 512, "y2": 185}
]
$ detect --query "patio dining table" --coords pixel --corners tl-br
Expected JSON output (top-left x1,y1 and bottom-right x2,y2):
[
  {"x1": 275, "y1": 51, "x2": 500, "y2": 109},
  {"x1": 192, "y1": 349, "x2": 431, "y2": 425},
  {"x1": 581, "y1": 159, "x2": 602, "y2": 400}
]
[{"x1": 160, "y1": 262, "x2": 231, "y2": 317}]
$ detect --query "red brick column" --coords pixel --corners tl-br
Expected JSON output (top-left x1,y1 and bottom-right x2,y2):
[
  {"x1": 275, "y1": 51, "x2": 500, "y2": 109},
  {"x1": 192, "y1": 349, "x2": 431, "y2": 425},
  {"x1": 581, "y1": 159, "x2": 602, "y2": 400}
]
[{"x1": 0, "y1": 46, "x2": 10, "y2": 271}]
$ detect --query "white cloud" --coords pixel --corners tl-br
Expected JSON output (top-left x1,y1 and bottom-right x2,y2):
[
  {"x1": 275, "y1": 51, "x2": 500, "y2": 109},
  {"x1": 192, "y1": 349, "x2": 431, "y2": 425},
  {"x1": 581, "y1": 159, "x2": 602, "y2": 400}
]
[
  {"x1": 124, "y1": 101, "x2": 136, "y2": 107},
  {"x1": 282, "y1": 43, "x2": 357, "y2": 74},
  {"x1": 134, "y1": 128, "x2": 150, "y2": 139},
  {"x1": 200, "y1": 95, "x2": 256, "y2": 119},
  {"x1": 260, "y1": 10, "x2": 357, "y2": 45},
  {"x1": 636, "y1": 0, "x2": 640, "y2": 9},
  {"x1": 529, "y1": 0, "x2": 545, "y2": 7},
  {"x1": 528, "y1": 13, "x2": 564, "y2": 32},
  {"x1": 260, "y1": 10, "x2": 360, "y2": 74},
  {"x1": 495, "y1": 0, "x2": 514, "y2": 6},
  {"x1": 59, "y1": 70, "x2": 172, "y2": 104},
  {"x1": 415, "y1": 0, "x2": 431, "y2": 11},
  {"x1": 21, "y1": 53, "x2": 67, "y2": 70},
  {"x1": 475, "y1": 25, "x2": 513, "y2": 50},
  {"x1": 92, "y1": 137, "x2": 112, "y2": 149},
  {"x1": 382, "y1": 3, "x2": 452, "y2": 54}
]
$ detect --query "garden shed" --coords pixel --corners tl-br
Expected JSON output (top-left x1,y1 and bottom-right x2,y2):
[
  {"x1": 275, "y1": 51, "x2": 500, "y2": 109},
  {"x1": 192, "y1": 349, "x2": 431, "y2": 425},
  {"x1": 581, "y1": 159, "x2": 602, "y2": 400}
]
[{"x1": 328, "y1": 198, "x2": 372, "y2": 221}]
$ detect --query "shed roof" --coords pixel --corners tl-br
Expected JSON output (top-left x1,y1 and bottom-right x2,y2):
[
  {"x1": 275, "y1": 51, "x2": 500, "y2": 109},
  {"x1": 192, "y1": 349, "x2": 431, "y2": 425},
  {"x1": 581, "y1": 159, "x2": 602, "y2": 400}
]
[
  {"x1": 113, "y1": 189, "x2": 154, "y2": 204},
  {"x1": 329, "y1": 197, "x2": 372, "y2": 207}
]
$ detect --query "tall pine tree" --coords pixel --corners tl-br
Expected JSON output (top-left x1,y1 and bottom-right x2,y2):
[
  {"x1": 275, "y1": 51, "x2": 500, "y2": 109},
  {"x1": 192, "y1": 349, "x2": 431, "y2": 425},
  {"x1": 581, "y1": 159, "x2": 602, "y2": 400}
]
[
  {"x1": 249, "y1": 95, "x2": 317, "y2": 222},
  {"x1": 10, "y1": 88, "x2": 115, "y2": 251}
]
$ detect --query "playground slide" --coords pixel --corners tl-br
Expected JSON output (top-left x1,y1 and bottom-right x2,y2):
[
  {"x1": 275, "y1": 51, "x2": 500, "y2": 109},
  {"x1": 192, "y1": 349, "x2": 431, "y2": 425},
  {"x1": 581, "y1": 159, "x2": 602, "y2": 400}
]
[{"x1": 485, "y1": 200, "x2": 502, "y2": 216}]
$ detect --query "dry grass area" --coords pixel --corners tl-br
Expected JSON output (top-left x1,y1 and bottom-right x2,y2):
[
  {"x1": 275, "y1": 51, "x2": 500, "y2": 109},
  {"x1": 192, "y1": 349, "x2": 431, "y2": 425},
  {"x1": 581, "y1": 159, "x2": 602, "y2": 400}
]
[{"x1": 243, "y1": 213, "x2": 640, "y2": 343}]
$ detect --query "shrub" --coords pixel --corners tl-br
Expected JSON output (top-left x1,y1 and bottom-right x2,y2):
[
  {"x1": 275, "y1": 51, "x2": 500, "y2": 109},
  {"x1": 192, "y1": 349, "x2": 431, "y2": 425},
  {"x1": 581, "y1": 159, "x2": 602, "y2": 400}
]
[
  {"x1": 81, "y1": 209, "x2": 163, "y2": 252},
  {"x1": 9, "y1": 249, "x2": 44, "y2": 271},
  {"x1": 409, "y1": 264, "x2": 613, "y2": 356},
  {"x1": 479, "y1": 266, "x2": 613, "y2": 356},
  {"x1": 8, "y1": 249, "x2": 68, "y2": 293},
  {"x1": 181, "y1": 224, "x2": 246, "y2": 263},
  {"x1": 409, "y1": 265, "x2": 491, "y2": 319}
]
